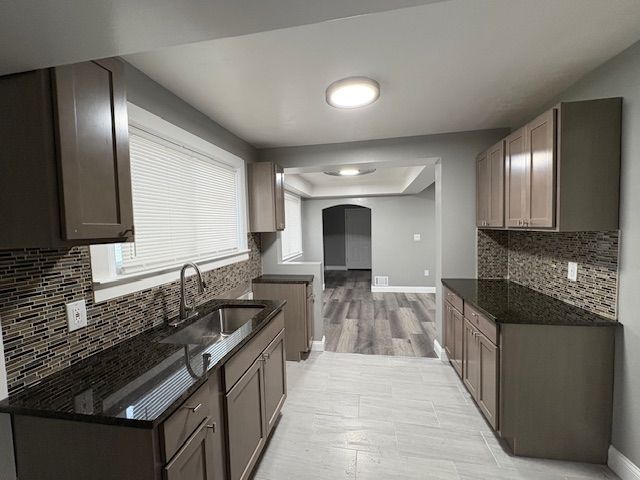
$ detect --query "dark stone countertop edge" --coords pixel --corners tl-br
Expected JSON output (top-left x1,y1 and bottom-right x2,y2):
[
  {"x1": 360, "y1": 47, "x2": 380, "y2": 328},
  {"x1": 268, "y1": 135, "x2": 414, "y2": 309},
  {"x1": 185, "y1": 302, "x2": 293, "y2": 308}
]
[
  {"x1": 252, "y1": 274, "x2": 314, "y2": 285},
  {"x1": 0, "y1": 299, "x2": 287, "y2": 429},
  {"x1": 441, "y1": 278, "x2": 620, "y2": 327}
]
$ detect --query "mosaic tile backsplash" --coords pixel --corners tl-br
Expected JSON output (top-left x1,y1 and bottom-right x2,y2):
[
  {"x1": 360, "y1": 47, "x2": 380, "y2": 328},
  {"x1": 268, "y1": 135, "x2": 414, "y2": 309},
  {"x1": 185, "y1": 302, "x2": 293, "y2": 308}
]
[
  {"x1": 0, "y1": 234, "x2": 262, "y2": 395},
  {"x1": 477, "y1": 230, "x2": 619, "y2": 319}
]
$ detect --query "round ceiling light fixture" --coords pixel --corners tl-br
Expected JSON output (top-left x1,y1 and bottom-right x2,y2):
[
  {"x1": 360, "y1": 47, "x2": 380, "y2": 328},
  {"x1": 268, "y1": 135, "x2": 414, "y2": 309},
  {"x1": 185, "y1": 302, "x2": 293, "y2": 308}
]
[
  {"x1": 326, "y1": 77, "x2": 380, "y2": 109},
  {"x1": 324, "y1": 168, "x2": 377, "y2": 177}
]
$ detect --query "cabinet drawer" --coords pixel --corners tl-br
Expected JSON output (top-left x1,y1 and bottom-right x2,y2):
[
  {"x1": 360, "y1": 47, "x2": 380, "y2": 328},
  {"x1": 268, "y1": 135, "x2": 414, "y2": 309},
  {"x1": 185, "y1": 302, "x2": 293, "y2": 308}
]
[
  {"x1": 161, "y1": 381, "x2": 211, "y2": 462},
  {"x1": 444, "y1": 287, "x2": 463, "y2": 312},
  {"x1": 464, "y1": 303, "x2": 498, "y2": 345},
  {"x1": 224, "y1": 311, "x2": 284, "y2": 392}
]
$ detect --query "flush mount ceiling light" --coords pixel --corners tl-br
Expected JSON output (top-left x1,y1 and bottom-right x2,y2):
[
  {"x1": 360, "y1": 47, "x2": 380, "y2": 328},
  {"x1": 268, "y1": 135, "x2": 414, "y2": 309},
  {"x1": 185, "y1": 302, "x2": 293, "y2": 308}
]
[
  {"x1": 324, "y1": 168, "x2": 377, "y2": 177},
  {"x1": 326, "y1": 77, "x2": 380, "y2": 109}
]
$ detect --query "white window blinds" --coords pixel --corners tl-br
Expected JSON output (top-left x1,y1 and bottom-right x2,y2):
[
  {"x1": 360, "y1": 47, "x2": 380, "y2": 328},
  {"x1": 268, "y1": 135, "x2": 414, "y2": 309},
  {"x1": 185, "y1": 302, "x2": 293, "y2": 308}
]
[
  {"x1": 116, "y1": 128, "x2": 243, "y2": 274},
  {"x1": 281, "y1": 192, "x2": 302, "y2": 260}
]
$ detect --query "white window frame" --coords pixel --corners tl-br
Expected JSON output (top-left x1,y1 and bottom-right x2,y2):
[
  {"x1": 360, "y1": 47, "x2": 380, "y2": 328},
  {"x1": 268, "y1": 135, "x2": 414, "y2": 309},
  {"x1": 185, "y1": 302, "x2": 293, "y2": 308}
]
[
  {"x1": 90, "y1": 103, "x2": 249, "y2": 303},
  {"x1": 280, "y1": 191, "x2": 303, "y2": 262}
]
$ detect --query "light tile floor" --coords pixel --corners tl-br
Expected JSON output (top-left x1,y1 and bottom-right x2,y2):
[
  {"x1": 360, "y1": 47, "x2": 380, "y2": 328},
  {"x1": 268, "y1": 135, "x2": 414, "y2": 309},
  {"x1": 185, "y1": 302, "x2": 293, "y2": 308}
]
[{"x1": 253, "y1": 351, "x2": 619, "y2": 480}]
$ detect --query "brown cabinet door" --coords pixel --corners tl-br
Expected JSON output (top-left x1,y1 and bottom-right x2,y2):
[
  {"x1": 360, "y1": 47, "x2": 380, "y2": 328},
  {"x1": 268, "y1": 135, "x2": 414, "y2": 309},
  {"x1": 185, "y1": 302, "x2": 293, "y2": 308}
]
[
  {"x1": 263, "y1": 329, "x2": 287, "y2": 434},
  {"x1": 526, "y1": 109, "x2": 556, "y2": 228},
  {"x1": 53, "y1": 58, "x2": 134, "y2": 241},
  {"x1": 443, "y1": 303, "x2": 454, "y2": 360},
  {"x1": 476, "y1": 151, "x2": 489, "y2": 227},
  {"x1": 226, "y1": 359, "x2": 266, "y2": 480},
  {"x1": 306, "y1": 294, "x2": 314, "y2": 352},
  {"x1": 274, "y1": 164, "x2": 286, "y2": 231},
  {"x1": 452, "y1": 308, "x2": 464, "y2": 376},
  {"x1": 164, "y1": 419, "x2": 216, "y2": 480},
  {"x1": 505, "y1": 128, "x2": 527, "y2": 228},
  {"x1": 463, "y1": 320, "x2": 480, "y2": 399},
  {"x1": 478, "y1": 333, "x2": 499, "y2": 429},
  {"x1": 487, "y1": 140, "x2": 505, "y2": 227}
]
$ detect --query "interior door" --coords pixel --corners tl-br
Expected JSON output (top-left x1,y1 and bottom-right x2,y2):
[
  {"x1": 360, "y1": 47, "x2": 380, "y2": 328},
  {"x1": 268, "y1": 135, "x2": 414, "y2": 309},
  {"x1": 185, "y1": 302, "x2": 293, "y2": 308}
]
[
  {"x1": 526, "y1": 109, "x2": 556, "y2": 228},
  {"x1": 345, "y1": 208, "x2": 371, "y2": 269},
  {"x1": 505, "y1": 128, "x2": 527, "y2": 228},
  {"x1": 263, "y1": 330, "x2": 287, "y2": 434},
  {"x1": 487, "y1": 140, "x2": 505, "y2": 227},
  {"x1": 476, "y1": 151, "x2": 489, "y2": 227},
  {"x1": 53, "y1": 58, "x2": 134, "y2": 241}
]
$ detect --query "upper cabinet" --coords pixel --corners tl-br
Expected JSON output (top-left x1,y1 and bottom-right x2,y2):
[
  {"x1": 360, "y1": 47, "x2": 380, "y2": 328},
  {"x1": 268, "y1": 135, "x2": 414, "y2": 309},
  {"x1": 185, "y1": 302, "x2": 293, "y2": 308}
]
[
  {"x1": 0, "y1": 58, "x2": 134, "y2": 249},
  {"x1": 477, "y1": 140, "x2": 505, "y2": 228},
  {"x1": 480, "y1": 97, "x2": 621, "y2": 232},
  {"x1": 248, "y1": 162, "x2": 286, "y2": 232}
]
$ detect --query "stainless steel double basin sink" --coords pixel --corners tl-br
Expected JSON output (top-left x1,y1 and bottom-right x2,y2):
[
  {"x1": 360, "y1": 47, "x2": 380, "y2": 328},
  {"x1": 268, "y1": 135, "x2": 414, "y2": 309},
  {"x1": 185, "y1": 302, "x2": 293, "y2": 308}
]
[{"x1": 161, "y1": 306, "x2": 264, "y2": 345}]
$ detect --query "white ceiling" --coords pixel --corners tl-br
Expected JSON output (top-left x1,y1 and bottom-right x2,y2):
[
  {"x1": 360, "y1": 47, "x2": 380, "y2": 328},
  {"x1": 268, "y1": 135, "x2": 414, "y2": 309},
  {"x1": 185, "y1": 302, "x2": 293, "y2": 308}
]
[
  {"x1": 284, "y1": 161, "x2": 436, "y2": 198},
  {"x1": 0, "y1": 0, "x2": 443, "y2": 75},
  {"x1": 126, "y1": 0, "x2": 640, "y2": 148}
]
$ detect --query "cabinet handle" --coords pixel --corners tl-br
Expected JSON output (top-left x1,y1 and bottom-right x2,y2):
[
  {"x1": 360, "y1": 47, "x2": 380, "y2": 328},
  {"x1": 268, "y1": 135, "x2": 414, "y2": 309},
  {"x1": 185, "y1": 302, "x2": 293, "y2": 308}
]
[
  {"x1": 119, "y1": 226, "x2": 134, "y2": 236},
  {"x1": 206, "y1": 423, "x2": 216, "y2": 433},
  {"x1": 184, "y1": 403, "x2": 202, "y2": 413}
]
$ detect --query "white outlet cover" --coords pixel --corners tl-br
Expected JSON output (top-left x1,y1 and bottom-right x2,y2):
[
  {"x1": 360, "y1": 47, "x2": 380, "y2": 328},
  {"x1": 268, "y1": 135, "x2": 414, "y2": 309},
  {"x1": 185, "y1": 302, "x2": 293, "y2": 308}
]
[
  {"x1": 568, "y1": 262, "x2": 578, "y2": 282},
  {"x1": 66, "y1": 299, "x2": 88, "y2": 332},
  {"x1": 424, "y1": 270, "x2": 430, "y2": 277},
  {"x1": 413, "y1": 233, "x2": 421, "y2": 241}
]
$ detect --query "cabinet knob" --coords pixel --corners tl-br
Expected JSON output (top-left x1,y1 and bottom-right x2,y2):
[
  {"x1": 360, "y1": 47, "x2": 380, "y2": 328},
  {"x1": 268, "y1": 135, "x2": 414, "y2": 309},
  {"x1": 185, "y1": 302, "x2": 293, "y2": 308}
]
[{"x1": 184, "y1": 403, "x2": 202, "y2": 413}]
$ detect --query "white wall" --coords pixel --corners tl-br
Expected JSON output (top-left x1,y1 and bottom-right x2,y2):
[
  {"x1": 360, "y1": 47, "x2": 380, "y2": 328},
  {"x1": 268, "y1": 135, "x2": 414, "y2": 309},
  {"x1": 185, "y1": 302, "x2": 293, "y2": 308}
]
[
  {"x1": 531, "y1": 39, "x2": 640, "y2": 469},
  {"x1": 302, "y1": 187, "x2": 435, "y2": 288}
]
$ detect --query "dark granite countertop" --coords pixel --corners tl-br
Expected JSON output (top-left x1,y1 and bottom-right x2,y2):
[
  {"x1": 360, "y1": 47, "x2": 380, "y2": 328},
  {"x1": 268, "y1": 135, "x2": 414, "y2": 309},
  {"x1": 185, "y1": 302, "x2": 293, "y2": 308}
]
[
  {"x1": 0, "y1": 298, "x2": 285, "y2": 429},
  {"x1": 252, "y1": 274, "x2": 314, "y2": 285},
  {"x1": 441, "y1": 279, "x2": 619, "y2": 327}
]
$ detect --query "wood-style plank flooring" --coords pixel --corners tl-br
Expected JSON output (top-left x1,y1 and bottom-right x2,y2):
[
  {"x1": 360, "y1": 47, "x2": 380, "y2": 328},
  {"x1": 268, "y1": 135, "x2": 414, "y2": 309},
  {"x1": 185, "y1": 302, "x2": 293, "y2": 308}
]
[{"x1": 323, "y1": 270, "x2": 437, "y2": 358}]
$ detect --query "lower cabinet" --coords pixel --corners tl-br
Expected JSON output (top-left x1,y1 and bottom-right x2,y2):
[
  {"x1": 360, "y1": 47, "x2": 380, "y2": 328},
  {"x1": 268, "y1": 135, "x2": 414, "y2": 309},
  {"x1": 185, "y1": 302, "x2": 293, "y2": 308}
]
[
  {"x1": 164, "y1": 419, "x2": 216, "y2": 480},
  {"x1": 443, "y1": 298, "x2": 464, "y2": 377},
  {"x1": 226, "y1": 360, "x2": 267, "y2": 480},
  {"x1": 263, "y1": 330, "x2": 287, "y2": 434},
  {"x1": 463, "y1": 319, "x2": 499, "y2": 430}
]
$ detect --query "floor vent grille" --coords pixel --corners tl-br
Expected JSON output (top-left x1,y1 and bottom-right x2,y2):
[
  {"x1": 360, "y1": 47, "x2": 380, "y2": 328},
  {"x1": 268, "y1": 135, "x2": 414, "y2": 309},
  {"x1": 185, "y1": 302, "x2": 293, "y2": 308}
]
[{"x1": 374, "y1": 276, "x2": 389, "y2": 287}]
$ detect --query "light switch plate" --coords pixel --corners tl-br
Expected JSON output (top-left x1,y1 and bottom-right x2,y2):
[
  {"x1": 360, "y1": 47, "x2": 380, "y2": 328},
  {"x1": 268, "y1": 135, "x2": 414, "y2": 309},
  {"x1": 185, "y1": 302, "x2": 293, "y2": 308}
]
[
  {"x1": 568, "y1": 262, "x2": 578, "y2": 282},
  {"x1": 424, "y1": 270, "x2": 430, "y2": 277},
  {"x1": 66, "y1": 299, "x2": 88, "y2": 332},
  {"x1": 413, "y1": 233, "x2": 421, "y2": 241}
]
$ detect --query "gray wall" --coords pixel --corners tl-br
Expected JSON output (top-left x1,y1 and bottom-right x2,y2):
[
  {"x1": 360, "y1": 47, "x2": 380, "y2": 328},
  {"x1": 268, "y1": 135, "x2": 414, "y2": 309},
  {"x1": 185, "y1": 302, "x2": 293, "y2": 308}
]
[
  {"x1": 322, "y1": 205, "x2": 367, "y2": 268},
  {"x1": 302, "y1": 187, "x2": 436, "y2": 287},
  {"x1": 260, "y1": 127, "x2": 508, "y2": 339},
  {"x1": 532, "y1": 39, "x2": 640, "y2": 468}
]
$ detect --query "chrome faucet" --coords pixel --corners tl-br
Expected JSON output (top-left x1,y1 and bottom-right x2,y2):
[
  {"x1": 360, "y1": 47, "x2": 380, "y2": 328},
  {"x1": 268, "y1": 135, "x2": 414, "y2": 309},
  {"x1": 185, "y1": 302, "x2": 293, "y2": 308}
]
[{"x1": 178, "y1": 262, "x2": 206, "y2": 323}]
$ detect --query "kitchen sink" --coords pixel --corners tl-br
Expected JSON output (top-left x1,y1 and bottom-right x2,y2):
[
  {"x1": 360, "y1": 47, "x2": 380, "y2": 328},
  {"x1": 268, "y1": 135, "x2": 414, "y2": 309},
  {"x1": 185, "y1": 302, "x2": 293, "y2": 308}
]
[{"x1": 161, "y1": 306, "x2": 264, "y2": 345}]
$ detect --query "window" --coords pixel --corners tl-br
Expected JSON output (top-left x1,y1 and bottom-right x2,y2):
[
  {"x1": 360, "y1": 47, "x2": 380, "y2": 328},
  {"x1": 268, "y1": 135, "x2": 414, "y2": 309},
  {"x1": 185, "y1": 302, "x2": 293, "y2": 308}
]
[
  {"x1": 91, "y1": 104, "x2": 248, "y2": 302},
  {"x1": 281, "y1": 192, "x2": 302, "y2": 261}
]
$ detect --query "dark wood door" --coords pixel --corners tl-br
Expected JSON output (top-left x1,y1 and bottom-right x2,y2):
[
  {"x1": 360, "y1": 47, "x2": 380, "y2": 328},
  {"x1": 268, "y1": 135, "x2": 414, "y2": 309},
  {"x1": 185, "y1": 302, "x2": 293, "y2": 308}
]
[
  {"x1": 463, "y1": 320, "x2": 480, "y2": 399},
  {"x1": 53, "y1": 58, "x2": 134, "y2": 241},
  {"x1": 487, "y1": 140, "x2": 505, "y2": 227},
  {"x1": 274, "y1": 164, "x2": 285, "y2": 231},
  {"x1": 526, "y1": 109, "x2": 556, "y2": 228},
  {"x1": 451, "y1": 307, "x2": 464, "y2": 377},
  {"x1": 476, "y1": 151, "x2": 490, "y2": 227},
  {"x1": 226, "y1": 359, "x2": 266, "y2": 480},
  {"x1": 478, "y1": 333, "x2": 499, "y2": 429},
  {"x1": 505, "y1": 128, "x2": 527, "y2": 228},
  {"x1": 164, "y1": 419, "x2": 216, "y2": 480},
  {"x1": 263, "y1": 330, "x2": 287, "y2": 434}
]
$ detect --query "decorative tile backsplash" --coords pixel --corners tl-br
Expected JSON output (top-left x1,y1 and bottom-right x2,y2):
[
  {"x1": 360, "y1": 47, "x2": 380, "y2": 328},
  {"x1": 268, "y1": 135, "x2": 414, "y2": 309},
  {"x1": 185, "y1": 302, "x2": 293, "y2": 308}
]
[
  {"x1": 0, "y1": 234, "x2": 262, "y2": 395},
  {"x1": 477, "y1": 230, "x2": 619, "y2": 319}
]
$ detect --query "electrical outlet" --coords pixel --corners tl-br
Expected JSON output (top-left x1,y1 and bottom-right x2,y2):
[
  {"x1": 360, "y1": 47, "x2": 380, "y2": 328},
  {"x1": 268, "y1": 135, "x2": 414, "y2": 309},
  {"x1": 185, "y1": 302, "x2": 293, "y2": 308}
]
[
  {"x1": 424, "y1": 270, "x2": 430, "y2": 277},
  {"x1": 74, "y1": 389, "x2": 94, "y2": 414},
  {"x1": 66, "y1": 299, "x2": 87, "y2": 332},
  {"x1": 413, "y1": 233, "x2": 421, "y2": 241},
  {"x1": 567, "y1": 262, "x2": 578, "y2": 282}
]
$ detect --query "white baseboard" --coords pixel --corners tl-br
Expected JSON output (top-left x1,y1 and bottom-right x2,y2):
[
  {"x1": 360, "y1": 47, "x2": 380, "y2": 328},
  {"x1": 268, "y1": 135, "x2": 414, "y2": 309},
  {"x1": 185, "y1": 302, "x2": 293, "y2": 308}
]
[
  {"x1": 324, "y1": 266, "x2": 347, "y2": 271},
  {"x1": 609, "y1": 446, "x2": 640, "y2": 480},
  {"x1": 433, "y1": 339, "x2": 448, "y2": 362},
  {"x1": 371, "y1": 286, "x2": 436, "y2": 293},
  {"x1": 312, "y1": 336, "x2": 326, "y2": 352}
]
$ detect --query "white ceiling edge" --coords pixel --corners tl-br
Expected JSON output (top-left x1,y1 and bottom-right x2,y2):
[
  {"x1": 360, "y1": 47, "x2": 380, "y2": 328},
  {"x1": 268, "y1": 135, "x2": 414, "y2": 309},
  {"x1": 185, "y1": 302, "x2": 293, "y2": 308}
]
[
  {"x1": 0, "y1": 0, "x2": 444, "y2": 75},
  {"x1": 285, "y1": 161, "x2": 436, "y2": 198},
  {"x1": 284, "y1": 157, "x2": 440, "y2": 174}
]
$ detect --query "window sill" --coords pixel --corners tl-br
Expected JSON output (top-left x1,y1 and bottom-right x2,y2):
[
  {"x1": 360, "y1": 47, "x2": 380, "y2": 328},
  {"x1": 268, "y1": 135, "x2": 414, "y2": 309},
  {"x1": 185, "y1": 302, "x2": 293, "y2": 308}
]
[
  {"x1": 92, "y1": 250, "x2": 250, "y2": 303},
  {"x1": 282, "y1": 252, "x2": 303, "y2": 263}
]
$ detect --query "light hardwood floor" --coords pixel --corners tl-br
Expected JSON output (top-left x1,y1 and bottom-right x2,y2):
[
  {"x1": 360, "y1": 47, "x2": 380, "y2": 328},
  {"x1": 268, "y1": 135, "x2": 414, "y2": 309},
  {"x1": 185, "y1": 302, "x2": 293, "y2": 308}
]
[
  {"x1": 323, "y1": 270, "x2": 437, "y2": 357},
  {"x1": 253, "y1": 352, "x2": 619, "y2": 480}
]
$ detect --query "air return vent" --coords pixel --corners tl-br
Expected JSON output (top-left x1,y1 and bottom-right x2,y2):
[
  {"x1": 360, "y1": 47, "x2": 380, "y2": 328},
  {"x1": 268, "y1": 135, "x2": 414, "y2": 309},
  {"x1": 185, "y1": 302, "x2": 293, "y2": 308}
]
[{"x1": 374, "y1": 276, "x2": 389, "y2": 287}]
